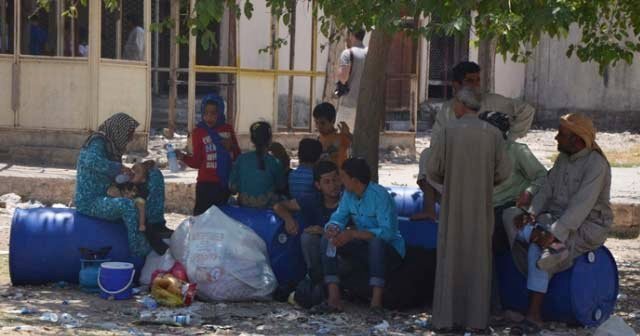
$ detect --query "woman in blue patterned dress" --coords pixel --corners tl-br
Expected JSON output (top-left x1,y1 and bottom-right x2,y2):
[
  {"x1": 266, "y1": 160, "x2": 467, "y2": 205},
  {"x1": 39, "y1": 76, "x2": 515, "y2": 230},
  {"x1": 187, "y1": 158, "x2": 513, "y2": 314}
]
[{"x1": 75, "y1": 113, "x2": 165, "y2": 257}]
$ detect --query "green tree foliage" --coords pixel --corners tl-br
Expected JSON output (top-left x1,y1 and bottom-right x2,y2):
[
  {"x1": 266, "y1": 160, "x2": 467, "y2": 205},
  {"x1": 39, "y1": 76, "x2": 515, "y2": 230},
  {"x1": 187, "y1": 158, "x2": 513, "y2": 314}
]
[{"x1": 41, "y1": 0, "x2": 640, "y2": 71}]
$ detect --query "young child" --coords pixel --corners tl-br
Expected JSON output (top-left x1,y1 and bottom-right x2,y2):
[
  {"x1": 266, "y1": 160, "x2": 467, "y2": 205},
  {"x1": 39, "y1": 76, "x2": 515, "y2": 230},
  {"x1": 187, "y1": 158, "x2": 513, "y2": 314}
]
[
  {"x1": 312, "y1": 102, "x2": 352, "y2": 168},
  {"x1": 289, "y1": 138, "x2": 323, "y2": 200},
  {"x1": 229, "y1": 121, "x2": 286, "y2": 208},
  {"x1": 178, "y1": 94, "x2": 240, "y2": 216},
  {"x1": 108, "y1": 160, "x2": 155, "y2": 232}
]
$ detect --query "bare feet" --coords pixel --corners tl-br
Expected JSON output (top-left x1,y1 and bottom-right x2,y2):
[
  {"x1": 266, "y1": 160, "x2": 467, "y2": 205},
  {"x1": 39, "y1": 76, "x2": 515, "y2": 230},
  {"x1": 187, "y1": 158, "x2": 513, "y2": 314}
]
[
  {"x1": 327, "y1": 283, "x2": 344, "y2": 311},
  {"x1": 138, "y1": 224, "x2": 146, "y2": 232}
]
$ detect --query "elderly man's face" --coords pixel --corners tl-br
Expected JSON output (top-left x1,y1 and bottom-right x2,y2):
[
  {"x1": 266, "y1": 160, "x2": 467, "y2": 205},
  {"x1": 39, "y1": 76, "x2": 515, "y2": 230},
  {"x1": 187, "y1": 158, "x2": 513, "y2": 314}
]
[
  {"x1": 555, "y1": 125, "x2": 578, "y2": 154},
  {"x1": 463, "y1": 72, "x2": 481, "y2": 89},
  {"x1": 453, "y1": 72, "x2": 481, "y2": 92},
  {"x1": 453, "y1": 100, "x2": 467, "y2": 118}
]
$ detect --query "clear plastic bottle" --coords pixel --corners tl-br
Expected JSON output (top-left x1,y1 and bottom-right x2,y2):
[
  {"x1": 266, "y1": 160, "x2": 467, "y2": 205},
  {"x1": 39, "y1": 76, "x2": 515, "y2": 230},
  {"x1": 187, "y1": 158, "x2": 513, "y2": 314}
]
[
  {"x1": 115, "y1": 174, "x2": 130, "y2": 184},
  {"x1": 139, "y1": 311, "x2": 201, "y2": 327},
  {"x1": 325, "y1": 224, "x2": 339, "y2": 257},
  {"x1": 166, "y1": 143, "x2": 180, "y2": 172}
]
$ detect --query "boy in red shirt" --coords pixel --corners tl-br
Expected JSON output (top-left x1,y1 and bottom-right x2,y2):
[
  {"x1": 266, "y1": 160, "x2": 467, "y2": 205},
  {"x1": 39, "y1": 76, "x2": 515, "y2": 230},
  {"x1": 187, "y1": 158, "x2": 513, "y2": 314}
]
[{"x1": 177, "y1": 94, "x2": 240, "y2": 215}]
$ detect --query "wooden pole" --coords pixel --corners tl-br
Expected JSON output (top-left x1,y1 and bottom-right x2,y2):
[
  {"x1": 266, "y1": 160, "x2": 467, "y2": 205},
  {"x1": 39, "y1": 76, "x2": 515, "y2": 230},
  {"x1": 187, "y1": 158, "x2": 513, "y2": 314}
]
[
  {"x1": 167, "y1": 0, "x2": 179, "y2": 138},
  {"x1": 144, "y1": 0, "x2": 152, "y2": 134},
  {"x1": 286, "y1": 0, "x2": 296, "y2": 130},
  {"x1": 116, "y1": 0, "x2": 122, "y2": 59},
  {"x1": 88, "y1": 0, "x2": 102, "y2": 129},
  {"x1": 187, "y1": 0, "x2": 196, "y2": 132},
  {"x1": 56, "y1": 0, "x2": 63, "y2": 56},
  {"x1": 0, "y1": 0, "x2": 6, "y2": 53},
  {"x1": 309, "y1": 0, "x2": 317, "y2": 132}
]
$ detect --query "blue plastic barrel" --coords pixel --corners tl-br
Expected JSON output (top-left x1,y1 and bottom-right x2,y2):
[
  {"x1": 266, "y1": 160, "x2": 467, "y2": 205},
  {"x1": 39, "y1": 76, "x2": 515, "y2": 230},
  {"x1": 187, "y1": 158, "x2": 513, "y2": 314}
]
[
  {"x1": 220, "y1": 205, "x2": 307, "y2": 286},
  {"x1": 398, "y1": 218, "x2": 438, "y2": 249},
  {"x1": 386, "y1": 186, "x2": 424, "y2": 217},
  {"x1": 496, "y1": 246, "x2": 618, "y2": 327},
  {"x1": 10, "y1": 208, "x2": 144, "y2": 285},
  {"x1": 385, "y1": 186, "x2": 440, "y2": 218}
]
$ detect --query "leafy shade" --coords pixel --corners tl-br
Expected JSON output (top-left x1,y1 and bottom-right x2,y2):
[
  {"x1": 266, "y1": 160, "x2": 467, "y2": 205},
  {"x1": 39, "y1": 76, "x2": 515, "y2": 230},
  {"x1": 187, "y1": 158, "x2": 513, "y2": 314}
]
[{"x1": 39, "y1": 0, "x2": 640, "y2": 72}]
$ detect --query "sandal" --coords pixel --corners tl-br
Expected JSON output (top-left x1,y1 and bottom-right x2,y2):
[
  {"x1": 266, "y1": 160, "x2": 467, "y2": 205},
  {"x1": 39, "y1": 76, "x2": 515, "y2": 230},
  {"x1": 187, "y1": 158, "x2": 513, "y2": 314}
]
[
  {"x1": 310, "y1": 302, "x2": 343, "y2": 315},
  {"x1": 510, "y1": 319, "x2": 542, "y2": 335}
]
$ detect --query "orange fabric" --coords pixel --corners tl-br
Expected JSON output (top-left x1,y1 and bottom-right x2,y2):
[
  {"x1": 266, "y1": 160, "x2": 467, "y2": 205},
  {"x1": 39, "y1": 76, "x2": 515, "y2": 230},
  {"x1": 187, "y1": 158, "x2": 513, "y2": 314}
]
[{"x1": 318, "y1": 132, "x2": 351, "y2": 168}]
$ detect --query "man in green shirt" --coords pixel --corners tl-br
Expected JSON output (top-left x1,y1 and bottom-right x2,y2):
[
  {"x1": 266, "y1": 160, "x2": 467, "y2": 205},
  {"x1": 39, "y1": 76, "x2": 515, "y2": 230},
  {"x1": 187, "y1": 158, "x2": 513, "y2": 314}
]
[{"x1": 480, "y1": 111, "x2": 548, "y2": 253}]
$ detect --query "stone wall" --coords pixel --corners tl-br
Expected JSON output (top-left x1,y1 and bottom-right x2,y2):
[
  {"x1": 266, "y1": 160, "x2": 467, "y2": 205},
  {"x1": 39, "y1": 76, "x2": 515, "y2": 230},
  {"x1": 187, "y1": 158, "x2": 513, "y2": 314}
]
[{"x1": 524, "y1": 27, "x2": 640, "y2": 132}]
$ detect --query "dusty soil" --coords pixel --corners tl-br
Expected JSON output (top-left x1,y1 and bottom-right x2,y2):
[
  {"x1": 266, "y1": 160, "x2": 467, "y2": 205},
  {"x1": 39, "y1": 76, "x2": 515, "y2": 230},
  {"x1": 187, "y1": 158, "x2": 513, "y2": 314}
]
[{"x1": 0, "y1": 208, "x2": 639, "y2": 335}]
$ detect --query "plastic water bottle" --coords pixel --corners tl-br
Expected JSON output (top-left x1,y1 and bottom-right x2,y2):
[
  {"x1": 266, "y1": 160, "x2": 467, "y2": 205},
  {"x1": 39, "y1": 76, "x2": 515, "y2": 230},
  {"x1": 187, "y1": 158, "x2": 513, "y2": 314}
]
[
  {"x1": 326, "y1": 242, "x2": 337, "y2": 257},
  {"x1": 115, "y1": 174, "x2": 130, "y2": 184},
  {"x1": 325, "y1": 224, "x2": 339, "y2": 257},
  {"x1": 166, "y1": 144, "x2": 180, "y2": 172},
  {"x1": 39, "y1": 312, "x2": 59, "y2": 323},
  {"x1": 139, "y1": 311, "x2": 201, "y2": 327},
  {"x1": 140, "y1": 296, "x2": 158, "y2": 310}
]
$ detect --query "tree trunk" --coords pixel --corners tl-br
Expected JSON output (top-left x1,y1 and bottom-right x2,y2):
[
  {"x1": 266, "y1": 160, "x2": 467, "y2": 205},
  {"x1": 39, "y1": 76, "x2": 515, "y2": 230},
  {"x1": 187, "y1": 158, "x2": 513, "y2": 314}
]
[
  {"x1": 477, "y1": 36, "x2": 497, "y2": 93},
  {"x1": 352, "y1": 29, "x2": 392, "y2": 182}
]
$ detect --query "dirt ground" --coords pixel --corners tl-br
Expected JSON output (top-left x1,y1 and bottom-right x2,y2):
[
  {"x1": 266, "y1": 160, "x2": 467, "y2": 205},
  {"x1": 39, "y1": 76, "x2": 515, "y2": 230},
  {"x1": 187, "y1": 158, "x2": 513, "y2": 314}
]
[{"x1": 0, "y1": 208, "x2": 639, "y2": 336}]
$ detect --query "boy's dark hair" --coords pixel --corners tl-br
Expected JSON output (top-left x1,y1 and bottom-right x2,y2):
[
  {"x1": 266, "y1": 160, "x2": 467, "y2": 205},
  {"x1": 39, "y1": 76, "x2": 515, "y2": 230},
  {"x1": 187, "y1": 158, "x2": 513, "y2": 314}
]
[
  {"x1": 341, "y1": 157, "x2": 371, "y2": 185},
  {"x1": 298, "y1": 139, "x2": 323, "y2": 164},
  {"x1": 350, "y1": 29, "x2": 366, "y2": 41},
  {"x1": 312, "y1": 102, "x2": 337, "y2": 123},
  {"x1": 250, "y1": 121, "x2": 272, "y2": 170},
  {"x1": 452, "y1": 61, "x2": 481, "y2": 84},
  {"x1": 313, "y1": 160, "x2": 338, "y2": 182}
]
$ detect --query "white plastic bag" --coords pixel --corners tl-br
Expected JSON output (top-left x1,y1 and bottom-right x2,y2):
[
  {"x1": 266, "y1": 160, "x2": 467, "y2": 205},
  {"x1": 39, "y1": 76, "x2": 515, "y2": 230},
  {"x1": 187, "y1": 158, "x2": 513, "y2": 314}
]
[
  {"x1": 593, "y1": 316, "x2": 636, "y2": 336},
  {"x1": 140, "y1": 250, "x2": 176, "y2": 285},
  {"x1": 170, "y1": 206, "x2": 278, "y2": 301}
]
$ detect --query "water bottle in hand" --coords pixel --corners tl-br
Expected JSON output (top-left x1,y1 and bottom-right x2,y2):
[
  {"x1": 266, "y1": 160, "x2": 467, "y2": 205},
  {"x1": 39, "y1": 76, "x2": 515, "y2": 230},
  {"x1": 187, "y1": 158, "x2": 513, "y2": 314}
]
[
  {"x1": 325, "y1": 224, "x2": 339, "y2": 257},
  {"x1": 166, "y1": 143, "x2": 180, "y2": 173},
  {"x1": 115, "y1": 174, "x2": 130, "y2": 184}
]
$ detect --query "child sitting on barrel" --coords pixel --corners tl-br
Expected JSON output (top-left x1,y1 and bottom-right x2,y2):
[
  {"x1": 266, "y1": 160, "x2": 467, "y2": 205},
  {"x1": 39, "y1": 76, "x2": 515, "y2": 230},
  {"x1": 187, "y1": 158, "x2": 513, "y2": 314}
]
[{"x1": 108, "y1": 160, "x2": 155, "y2": 232}]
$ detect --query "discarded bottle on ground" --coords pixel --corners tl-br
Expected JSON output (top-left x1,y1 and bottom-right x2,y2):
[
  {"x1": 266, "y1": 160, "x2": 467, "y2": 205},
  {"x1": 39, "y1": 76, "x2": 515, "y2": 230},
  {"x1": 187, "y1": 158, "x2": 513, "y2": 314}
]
[{"x1": 139, "y1": 311, "x2": 201, "y2": 327}]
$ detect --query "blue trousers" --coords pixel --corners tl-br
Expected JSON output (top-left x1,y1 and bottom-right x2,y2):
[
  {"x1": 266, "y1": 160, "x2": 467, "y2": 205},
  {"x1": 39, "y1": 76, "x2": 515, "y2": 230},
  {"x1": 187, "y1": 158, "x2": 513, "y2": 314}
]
[
  {"x1": 321, "y1": 237, "x2": 401, "y2": 288},
  {"x1": 301, "y1": 232, "x2": 323, "y2": 283},
  {"x1": 517, "y1": 225, "x2": 550, "y2": 293}
]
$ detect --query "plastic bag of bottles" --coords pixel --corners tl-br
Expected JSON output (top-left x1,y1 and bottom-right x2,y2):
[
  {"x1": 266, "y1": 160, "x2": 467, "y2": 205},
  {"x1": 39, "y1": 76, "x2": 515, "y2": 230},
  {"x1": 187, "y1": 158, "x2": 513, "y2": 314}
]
[{"x1": 170, "y1": 206, "x2": 277, "y2": 301}]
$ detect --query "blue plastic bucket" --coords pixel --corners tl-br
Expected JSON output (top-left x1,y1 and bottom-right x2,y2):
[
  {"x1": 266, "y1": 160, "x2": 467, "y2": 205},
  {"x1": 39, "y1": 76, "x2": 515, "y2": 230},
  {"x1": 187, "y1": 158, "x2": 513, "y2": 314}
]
[{"x1": 98, "y1": 262, "x2": 135, "y2": 300}]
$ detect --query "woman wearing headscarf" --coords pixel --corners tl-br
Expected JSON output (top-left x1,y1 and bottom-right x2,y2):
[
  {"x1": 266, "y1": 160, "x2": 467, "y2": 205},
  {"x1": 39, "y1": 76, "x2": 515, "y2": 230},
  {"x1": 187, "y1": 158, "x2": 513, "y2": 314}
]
[{"x1": 75, "y1": 113, "x2": 165, "y2": 257}]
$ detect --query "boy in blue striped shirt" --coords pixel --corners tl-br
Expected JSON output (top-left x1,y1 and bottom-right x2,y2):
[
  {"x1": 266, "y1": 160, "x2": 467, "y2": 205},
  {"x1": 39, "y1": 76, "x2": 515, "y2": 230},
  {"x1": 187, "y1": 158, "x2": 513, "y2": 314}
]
[{"x1": 289, "y1": 138, "x2": 323, "y2": 200}]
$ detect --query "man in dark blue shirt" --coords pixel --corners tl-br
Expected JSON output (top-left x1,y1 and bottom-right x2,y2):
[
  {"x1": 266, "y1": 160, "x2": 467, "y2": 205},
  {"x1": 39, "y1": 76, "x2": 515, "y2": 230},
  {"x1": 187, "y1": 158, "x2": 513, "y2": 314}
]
[{"x1": 273, "y1": 161, "x2": 343, "y2": 283}]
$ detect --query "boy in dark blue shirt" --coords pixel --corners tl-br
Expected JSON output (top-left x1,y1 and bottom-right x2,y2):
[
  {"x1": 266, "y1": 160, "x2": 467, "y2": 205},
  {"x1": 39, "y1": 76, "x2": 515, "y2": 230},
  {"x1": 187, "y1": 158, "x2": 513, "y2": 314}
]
[{"x1": 273, "y1": 161, "x2": 342, "y2": 282}]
